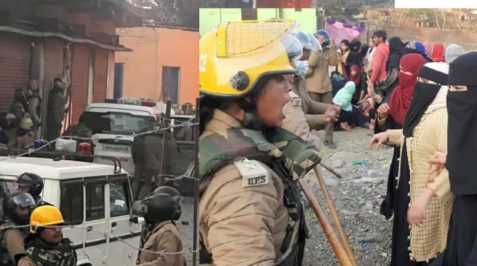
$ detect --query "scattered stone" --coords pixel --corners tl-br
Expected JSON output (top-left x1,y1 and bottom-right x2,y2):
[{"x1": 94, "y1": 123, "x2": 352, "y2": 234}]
[
  {"x1": 352, "y1": 177, "x2": 383, "y2": 183},
  {"x1": 358, "y1": 233, "x2": 383, "y2": 243},
  {"x1": 303, "y1": 128, "x2": 393, "y2": 266},
  {"x1": 330, "y1": 159, "x2": 344, "y2": 169}
]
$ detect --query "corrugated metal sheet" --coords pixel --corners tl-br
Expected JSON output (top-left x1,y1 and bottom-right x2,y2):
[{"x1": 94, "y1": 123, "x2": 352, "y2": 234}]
[
  {"x1": 93, "y1": 48, "x2": 109, "y2": 103},
  {"x1": 0, "y1": 33, "x2": 31, "y2": 112},
  {"x1": 70, "y1": 44, "x2": 90, "y2": 123}
]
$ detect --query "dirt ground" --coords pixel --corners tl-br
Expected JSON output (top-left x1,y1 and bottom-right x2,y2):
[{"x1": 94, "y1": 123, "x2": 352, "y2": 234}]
[{"x1": 302, "y1": 128, "x2": 394, "y2": 266}]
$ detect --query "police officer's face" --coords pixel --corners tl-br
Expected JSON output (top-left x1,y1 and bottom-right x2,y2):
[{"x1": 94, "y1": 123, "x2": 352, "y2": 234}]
[
  {"x1": 255, "y1": 77, "x2": 290, "y2": 128},
  {"x1": 16, "y1": 206, "x2": 30, "y2": 219},
  {"x1": 17, "y1": 183, "x2": 30, "y2": 194},
  {"x1": 40, "y1": 226, "x2": 63, "y2": 244},
  {"x1": 301, "y1": 49, "x2": 311, "y2": 60}
]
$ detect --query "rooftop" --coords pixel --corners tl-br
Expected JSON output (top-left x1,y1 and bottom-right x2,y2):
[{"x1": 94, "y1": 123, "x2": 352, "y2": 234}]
[{"x1": 0, "y1": 156, "x2": 122, "y2": 180}]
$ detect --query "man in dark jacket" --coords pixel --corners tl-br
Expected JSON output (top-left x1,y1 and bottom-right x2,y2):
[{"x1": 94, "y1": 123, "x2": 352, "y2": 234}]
[
  {"x1": 45, "y1": 78, "x2": 67, "y2": 141},
  {"x1": 132, "y1": 132, "x2": 178, "y2": 200}
]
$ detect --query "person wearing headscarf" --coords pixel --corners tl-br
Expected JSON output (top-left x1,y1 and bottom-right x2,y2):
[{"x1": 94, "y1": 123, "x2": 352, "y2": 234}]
[
  {"x1": 408, "y1": 41, "x2": 433, "y2": 62},
  {"x1": 424, "y1": 42, "x2": 434, "y2": 58},
  {"x1": 444, "y1": 44, "x2": 465, "y2": 63},
  {"x1": 387, "y1": 53, "x2": 427, "y2": 126},
  {"x1": 415, "y1": 42, "x2": 426, "y2": 56},
  {"x1": 371, "y1": 62, "x2": 451, "y2": 265},
  {"x1": 387, "y1": 37, "x2": 407, "y2": 71},
  {"x1": 375, "y1": 53, "x2": 426, "y2": 225},
  {"x1": 346, "y1": 39, "x2": 364, "y2": 67},
  {"x1": 426, "y1": 51, "x2": 477, "y2": 266},
  {"x1": 431, "y1": 43, "x2": 445, "y2": 62},
  {"x1": 375, "y1": 36, "x2": 406, "y2": 99},
  {"x1": 338, "y1": 39, "x2": 351, "y2": 78},
  {"x1": 349, "y1": 65, "x2": 366, "y2": 103}
]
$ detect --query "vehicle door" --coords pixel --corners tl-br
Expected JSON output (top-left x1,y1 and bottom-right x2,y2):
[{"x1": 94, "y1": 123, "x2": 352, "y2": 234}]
[
  {"x1": 83, "y1": 177, "x2": 108, "y2": 259},
  {"x1": 104, "y1": 174, "x2": 142, "y2": 265},
  {"x1": 59, "y1": 179, "x2": 85, "y2": 249}
]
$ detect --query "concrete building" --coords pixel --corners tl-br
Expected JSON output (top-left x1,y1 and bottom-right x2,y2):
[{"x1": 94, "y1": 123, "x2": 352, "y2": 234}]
[
  {"x1": 115, "y1": 27, "x2": 199, "y2": 105},
  {"x1": 0, "y1": 0, "x2": 140, "y2": 129}
]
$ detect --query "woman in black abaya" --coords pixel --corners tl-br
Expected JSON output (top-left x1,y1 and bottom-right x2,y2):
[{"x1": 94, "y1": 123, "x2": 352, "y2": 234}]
[{"x1": 441, "y1": 51, "x2": 477, "y2": 266}]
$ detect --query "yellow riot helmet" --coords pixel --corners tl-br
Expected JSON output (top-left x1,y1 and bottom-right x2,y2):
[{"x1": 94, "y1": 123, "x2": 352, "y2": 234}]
[
  {"x1": 200, "y1": 20, "x2": 297, "y2": 98},
  {"x1": 30, "y1": 205, "x2": 65, "y2": 233}
]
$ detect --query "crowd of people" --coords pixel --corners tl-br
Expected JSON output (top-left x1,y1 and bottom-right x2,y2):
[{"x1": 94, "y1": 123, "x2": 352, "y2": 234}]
[
  {"x1": 293, "y1": 27, "x2": 474, "y2": 266},
  {"x1": 198, "y1": 19, "x2": 477, "y2": 266},
  {"x1": 366, "y1": 34, "x2": 475, "y2": 266},
  {"x1": 0, "y1": 172, "x2": 186, "y2": 266},
  {"x1": 0, "y1": 173, "x2": 77, "y2": 266},
  {"x1": 282, "y1": 28, "x2": 467, "y2": 151}
]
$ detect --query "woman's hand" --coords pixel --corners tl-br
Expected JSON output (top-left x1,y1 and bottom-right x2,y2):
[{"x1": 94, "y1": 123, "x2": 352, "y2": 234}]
[
  {"x1": 324, "y1": 106, "x2": 339, "y2": 123},
  {"x1": 377, "y1": 103, "x2": 390, "y2": 120},
  {"x1": 428, "y1": 151, "x2": 447, "y2": 177},
  {"x1": 407, "y1": 188, "x2": 434, "y2": 226},
  {"x1": 369, "y1": 132, "x2": 389, "y2": 149}
]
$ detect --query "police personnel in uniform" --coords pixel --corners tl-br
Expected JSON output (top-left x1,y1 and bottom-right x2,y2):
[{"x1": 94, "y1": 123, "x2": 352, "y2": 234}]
[
  {"x1": 0, "y1": 193, "x2": 36, "y2": 266},
  {"x1": 16, "y1": 173, "x2": 45, "y2": 205},
  {"x1": 133, "y1": 186, "x2": 185, "y2": 266},
  {"x1": 25, "y1": 205, "x2": 77, "y2": 266},
  {"x1": 199, "y1": 21, "x2": 322, "y2": 266}
]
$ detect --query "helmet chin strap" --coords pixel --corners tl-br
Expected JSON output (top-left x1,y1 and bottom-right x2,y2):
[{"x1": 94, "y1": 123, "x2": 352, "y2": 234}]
[
  {"x1": 242, "y1": 112, "x2": 269, "y2": 131},
  {"x1": 238, "y1": 97, "x2": 270, "y2": 131}
]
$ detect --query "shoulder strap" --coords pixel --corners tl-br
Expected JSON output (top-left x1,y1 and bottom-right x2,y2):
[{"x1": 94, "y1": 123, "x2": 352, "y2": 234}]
[{"x1": 199, "y1": 128, "x2": 280, "y2": 195}]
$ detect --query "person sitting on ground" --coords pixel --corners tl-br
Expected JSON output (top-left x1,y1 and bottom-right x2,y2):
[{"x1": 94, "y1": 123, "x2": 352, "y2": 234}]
[
  {"x1": 25, "y1": 205, "x2": 77, "y2": 266},
  {"x1": 333, "y1": 81, "x2": 357, "y2": 131}
]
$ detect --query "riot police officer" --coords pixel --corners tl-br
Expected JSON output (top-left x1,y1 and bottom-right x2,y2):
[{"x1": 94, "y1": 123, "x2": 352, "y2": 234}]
[
  {"x1": 25, "y1": 205, "x2": 77, "y2": 266},
  {"x1": 16, "y1": 173, "x2": 45, "y2": 205},
  {"x1": 199, "y1": 21, "x2": 321, "y2": 265},
  {"x1": 133, "y1": 186, "x2": 185, "y2": 266},
  {"x1": 0, "y1": 193, "x2": 36, "y2": 266}
]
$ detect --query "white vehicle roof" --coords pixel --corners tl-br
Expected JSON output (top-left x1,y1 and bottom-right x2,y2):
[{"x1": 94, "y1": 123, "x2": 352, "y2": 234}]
[
  {"x1": 86, "y1": 103, "x2": 162, "y2": 117},
  {"x1": 0, "y1": 156, "x2": 125, "y2": 181}
]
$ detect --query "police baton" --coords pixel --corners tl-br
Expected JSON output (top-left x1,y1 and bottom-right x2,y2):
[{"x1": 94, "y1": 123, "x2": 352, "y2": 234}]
[
  {"x1": 298, "y1": 179, "x2": 353, "y2": 266},
  {"x1": 314, "y1": 166, "x2": 357, "y2": 266}
]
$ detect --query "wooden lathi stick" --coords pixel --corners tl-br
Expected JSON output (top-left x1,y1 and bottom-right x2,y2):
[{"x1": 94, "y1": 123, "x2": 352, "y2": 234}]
[
  {"x1": 314, "y1": 167, "x2": 357, "y2": 266},
  {"x1": 298, "y1": 179, "x2": 353, "y2": 266}
]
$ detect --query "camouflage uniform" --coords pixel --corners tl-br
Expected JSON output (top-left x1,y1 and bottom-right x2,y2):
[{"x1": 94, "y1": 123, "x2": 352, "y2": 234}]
[
  {"x1": 199, "y1": 110, "x2": 321, "y2": 266},
  {"x1": 132, "y1": 133, "x2": 178, "y2": 199},
  {"x1": 283, "y1": 77, "x2": 333, "y2": 135},
  {"x1": 45, "y1": 85, "x2": 66, "y2": 141},
  {"x1": 0, "y1": 222, "x2": 29, "y2": 266},
  {"x1": 306, "y1": 46, "x2": 339, "y2": 145},
  {"x1": 25, "y1": 237, "x2": 77, "y2": 266}
]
